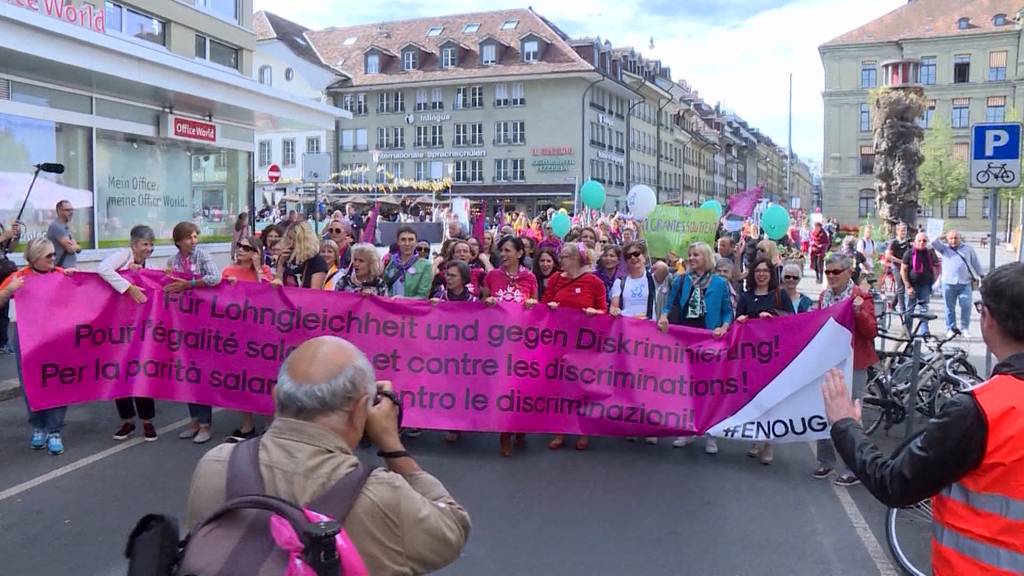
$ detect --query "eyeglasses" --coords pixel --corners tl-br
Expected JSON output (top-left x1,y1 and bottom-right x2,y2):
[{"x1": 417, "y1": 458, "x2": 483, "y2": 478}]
[
  {"x1": 417, "y1": 247, "x2": 431, "y2": 254},
  {"x1": 236, "y1": 243, "x2": 256, "y2": 252},
  {"x1": 783, "y1": 275, "x2": 800, "y2": 281},
  {"x1": 626, "y1": 252, "x2": 643, "y2": 259},
  {"x1": 974, "y1": 300, "x2": 985, "y2": 314},
  {"x1": 824, "y1": 269, "x2": 847, "y2": 276}
]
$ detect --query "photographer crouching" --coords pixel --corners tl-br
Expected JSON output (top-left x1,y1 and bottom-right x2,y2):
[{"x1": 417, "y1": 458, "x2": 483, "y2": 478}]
[{"x1": 184, "y1": 336, "x2": 471, "y2": 575}]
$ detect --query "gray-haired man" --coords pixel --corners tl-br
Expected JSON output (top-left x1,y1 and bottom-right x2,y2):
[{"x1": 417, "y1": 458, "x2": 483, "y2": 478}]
[
  {"x1": 185, "y1": 337, "x2": 470, "y2": 575},
  {"x1": 932, "y1": 230, "x2": 984, "y2": 336}
]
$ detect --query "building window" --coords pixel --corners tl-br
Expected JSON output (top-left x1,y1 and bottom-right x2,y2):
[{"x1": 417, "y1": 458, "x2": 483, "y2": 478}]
[
  {"x1": 192, "y1": 0, "x2": 238, "y2": 23},
  {"x1": 415, "y1": 89, "x2": 428, "y2": 111},
  {"x1": 343, "y1": 93, "x2": 368, "y2": 115},
  {"x1": 207, "y1": 39, "x2": 239, "y2": 69},
  {"x1": 105, "y1": 2, "x2": 165, "y2": 45},
  {"x1": 306, "y1": 137, "x2": 321, "y2": 154},
  {"x1": 919, "y1": 56, "x2": 936, "y2": 85},
  {"x1": 454, "y1": 123, "x2": 468, "y2": 147},
  {"x1": 994, "y1": 13, "x2": 1008, "y2": 26},
  {"x1": 285, "y1": 68, "x2": 294, "y2": 81},
  {"x1": 442, "y1": 47, "x2": 457, "y2": 69},
  {"x1": 523, "y1": 40, "x2": 539, "y2": 63},
  {"x1": 282, "y1": 139, "x2": 296, "y2": 167},
  {"x1": 482, "y1": 44, "x2": 497, "y2": 65},
  {"x1": 859, "y1": 146, "x2": 875, "y2": 175},
  {"x1": 987, "y1": 96, "x2": 1006, "y2": 122},
  {"x1": 454, "y1": 123, "x2": 484, "y2": 147},
  {"x1": 858, "y1": 189, "x2": 875, "y2": 218},
  {"x1": 495, "y1": 83, "x2": 509, "y2": 107},
  {"x1": 511, "y1": 121, "x2": 525, "y2": 144},
  {"x1": 954, "y1": 54, "x2": 970, "y2": 84},
  {"x1": 427, "y1": 25, "x2": 444, "y2": 37},
  {"x1": 455, "y1": 86, "x2": 483, "y2": 109},
  {"x1": 496, "y1": 121, "x2": 510, "y2": 144},
  {"x1": 258, "y1": 140, "x2": 272, "y2": 167},
  {"x1": 415, "y1": 161, "x2": 442, "y2": 180},
  {"x1": 501, "y1": 19, "x2": 518, "y2": 30},
  {"x1": 341, "y1": 130, "x2": 354, "y2": 152},
  {"x1": 860, "y1": 103, "x2": 871, "y2": 132},
  {"x1": 355, "y1": 129, "x2": 367, "y2": 151},
  {"x1": 403, "y1": 50, "x2": 418, "y2": 71},
  {"x1": 860, "y1": 61, "x2": 877, "y2": 89},
  {"x1": 430, "y1": 125, "x2": 443, "y2": 147},
  {"x1": 258, "y1": 65, "x2": 272, "y2": 85},
  {"x1": 464, "y1": 23, "x2": 480, "y2": 33},
  {"x1": 431, "y1": 88, "x2": 443, "y2": 110},
  {"x1": 415, "y1": 126, "x2": 428, "y2": 148},
  {"x1": 366, "y1": 53, "x2": 380, "y2": 74},
  {"x1": 957, "y1": 17, "x2": 970, "y2": 30},
  {"x1": 511, "y1": 82, "x2": 525, "y2": 106},
  {"x1": 918, "y1": 100, "x2": 936, "y2": 129},
  {"x1": 952, "y1": 98, "x2": 970, "y2": 128},
  {"x1": 949, "y1": 197, "x2": 967, "y2": 218},
  {"x1": 454, "y1": 159, "x2": 483, "y2": 183},
  {"x1": 494, "y1": 159, "x2": 524, "y2": 182},
  {"x1": 922, "y1": 201, "x2": 935, "y2": 218},
  {"x1": 989, "y1": 51, "x2": 1008, "y2": 81},
  {"x1": 377, "y1": 91, "x2": 405, "y2": 113}
]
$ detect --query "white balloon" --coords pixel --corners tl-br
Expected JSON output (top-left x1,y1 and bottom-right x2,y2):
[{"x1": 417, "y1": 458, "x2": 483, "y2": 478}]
[{"x1": 627, "y1": 185, "x2": 657, "y2": 220}]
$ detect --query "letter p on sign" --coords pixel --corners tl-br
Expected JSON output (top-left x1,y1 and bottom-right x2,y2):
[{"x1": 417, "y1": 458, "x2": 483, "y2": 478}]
[{"x1": 985, "y1": 130, "x2": 1009, "y2": 157}]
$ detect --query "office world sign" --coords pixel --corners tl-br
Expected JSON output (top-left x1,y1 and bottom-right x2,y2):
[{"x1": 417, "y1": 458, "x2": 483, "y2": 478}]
[{"x1": 6, "y1": 0, "x2": 105, "y2": 33}]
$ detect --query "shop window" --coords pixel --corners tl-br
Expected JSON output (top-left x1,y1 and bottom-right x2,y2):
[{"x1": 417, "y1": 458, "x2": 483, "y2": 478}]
[
  {"x1": 0, "y1": 113, "x2": 94, "y2": 250},
  {"x1": 10, "y1": 82, "x2": 91, "y2": 114}
]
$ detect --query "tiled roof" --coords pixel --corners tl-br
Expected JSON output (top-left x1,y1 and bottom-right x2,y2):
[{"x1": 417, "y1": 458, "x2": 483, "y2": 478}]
[
  {"x1": 823, "y1": 0, "x2": 1024, "y2": 47},
  {"x1": 254, "y1": 11, "x2": 340, "y2": 74},
  {"x1": 303, "y1": 8, "x2": 593, "y2": 88}
]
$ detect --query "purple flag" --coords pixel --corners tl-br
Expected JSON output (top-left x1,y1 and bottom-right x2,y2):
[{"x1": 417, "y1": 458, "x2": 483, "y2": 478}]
[{"x1": 728, "y1": 186, "x2": 764, "y2": 218}]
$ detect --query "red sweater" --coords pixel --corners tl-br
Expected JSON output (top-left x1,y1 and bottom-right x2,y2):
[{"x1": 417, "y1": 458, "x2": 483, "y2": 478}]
[
  {"x1": 541, "y1": 272, "x2": 607, "y2": 311},
  {"x1": 819, "y1": 285, "x2": 879, "y2": 370}
]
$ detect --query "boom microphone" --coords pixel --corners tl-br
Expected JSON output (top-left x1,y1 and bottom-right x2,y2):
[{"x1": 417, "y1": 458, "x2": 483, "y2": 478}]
[{"x1": 35, "y1": 163, "x2": 65, "y2": 174}]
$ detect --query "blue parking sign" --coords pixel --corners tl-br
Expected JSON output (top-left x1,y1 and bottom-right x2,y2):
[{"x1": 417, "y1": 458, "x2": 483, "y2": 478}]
[{"x1": 971, "y1": 123, "x2": 1022, "y2": 188}]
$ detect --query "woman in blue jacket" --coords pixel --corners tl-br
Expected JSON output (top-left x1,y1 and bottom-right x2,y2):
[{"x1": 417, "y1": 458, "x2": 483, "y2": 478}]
[{"x1": 657, "y1": 241, "x2": 734, "y2": 454}]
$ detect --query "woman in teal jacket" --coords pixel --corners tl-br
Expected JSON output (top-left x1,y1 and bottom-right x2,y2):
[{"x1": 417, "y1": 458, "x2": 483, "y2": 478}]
[{"x1": 657, "y1": 241, "x2": 733, "y2": 455}]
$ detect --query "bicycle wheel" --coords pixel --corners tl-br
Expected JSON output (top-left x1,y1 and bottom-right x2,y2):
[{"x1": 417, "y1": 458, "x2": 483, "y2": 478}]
[
  {"x1": 886, "y1": 501, "x2": 933, "y2": 576},
  {"x1": 861, "y1": 383, "x2": 885, "y2": 436},
  {"x1": 1001, "y1": 168, "x2": 1016, "y2": 183},
  {"x1": 977, "y1": 170, "x2": 992, "y2": 184}
]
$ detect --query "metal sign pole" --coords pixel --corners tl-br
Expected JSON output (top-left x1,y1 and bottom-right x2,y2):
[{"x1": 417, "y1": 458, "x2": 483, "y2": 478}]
[{"x1": 985, "y1": 188, "x2": 999, "y2": 376}]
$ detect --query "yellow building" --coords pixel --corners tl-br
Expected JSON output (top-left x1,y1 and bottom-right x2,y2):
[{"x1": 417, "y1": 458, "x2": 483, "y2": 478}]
[{"x1": 820, "y1": 0, "x2": 1021, "y2": 235}]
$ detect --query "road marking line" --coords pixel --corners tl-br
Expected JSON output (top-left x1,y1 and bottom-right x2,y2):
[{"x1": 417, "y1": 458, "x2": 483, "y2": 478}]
[
  {"x1": 0, "y1": 416, "x2": 192, "y2": 503},
  {"x1": 810, "y1": 443, "x2": 899, "y2": 576}
]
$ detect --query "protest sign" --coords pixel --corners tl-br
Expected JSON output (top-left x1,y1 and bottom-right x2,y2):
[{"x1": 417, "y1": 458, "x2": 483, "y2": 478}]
[
  {"x1": 641, "y1": 206, "x2": 718, "y2": 259},
  {"x1": 16, "y1": 271, "x2": 854, "y2": 442}
]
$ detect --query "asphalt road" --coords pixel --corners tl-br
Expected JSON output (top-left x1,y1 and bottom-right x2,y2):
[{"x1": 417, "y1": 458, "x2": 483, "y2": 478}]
[{"x1": 7, "y1": 243, "x2": 1015, "y2": 576}]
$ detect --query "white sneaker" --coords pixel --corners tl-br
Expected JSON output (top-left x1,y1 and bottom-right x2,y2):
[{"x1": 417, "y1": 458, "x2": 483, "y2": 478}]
[
  {"x1": 704, "y1": 437, "x2": 719, "y2": 455},
  {"x1": 644, "y1": 437, "x2": 658, "y2": 445},
  {"x1": 672, "y1": 436, "x2": 694, "y2": 448}
]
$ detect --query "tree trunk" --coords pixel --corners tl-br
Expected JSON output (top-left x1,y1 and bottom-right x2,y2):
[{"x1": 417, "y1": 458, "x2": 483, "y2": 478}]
[{"x1": 872, "y1": 87, "x2": 926, "y2": 238}]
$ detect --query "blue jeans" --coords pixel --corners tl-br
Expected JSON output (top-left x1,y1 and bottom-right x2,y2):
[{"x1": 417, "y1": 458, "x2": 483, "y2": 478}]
[
  {"x1": 942, "y1": 283, "x2": 972, "y2": 332},
  {"x1": 904, "y1": 284, "x2": 932, "y2": 335},
  {"x1": 13, "y1": 323, "x2": 66, "y2": 434},
  {"x1": 188, "y1": 403, "x2": 212, "y2": 426}
]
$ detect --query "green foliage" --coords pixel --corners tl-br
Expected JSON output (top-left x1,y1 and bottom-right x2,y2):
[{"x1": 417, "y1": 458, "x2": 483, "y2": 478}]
[
  {"x1": 1001, "y1": 109, "x2": 1024, "y2": 200},
  {"x1": 919, "y1": 118, "x2": 968, "y2": 205}
]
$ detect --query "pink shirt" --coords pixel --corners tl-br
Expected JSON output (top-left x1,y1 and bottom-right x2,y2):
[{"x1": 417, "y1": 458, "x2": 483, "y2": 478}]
[{"x1": 483, "y1": 267, "x2": 538, "y2": 303}]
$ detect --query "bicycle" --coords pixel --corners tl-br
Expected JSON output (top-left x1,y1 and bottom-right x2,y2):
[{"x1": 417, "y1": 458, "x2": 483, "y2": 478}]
[
  {"x1": 887, "y1": 499, "x2": 933, "y2": 576},
  {"x1": 975, "y1": 161, "x2": 1016, "y2": 184}
]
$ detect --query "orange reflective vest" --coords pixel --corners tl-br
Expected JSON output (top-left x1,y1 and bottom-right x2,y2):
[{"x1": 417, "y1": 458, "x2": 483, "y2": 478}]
[{"x1": 932, "y1": 374, "x2": 1024, "y2": 575}]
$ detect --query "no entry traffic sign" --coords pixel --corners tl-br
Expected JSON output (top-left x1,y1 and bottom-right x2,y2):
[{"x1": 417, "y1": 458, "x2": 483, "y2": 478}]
[{"x1": 267, "y1": 164, "x2": 281, "y2": 183}]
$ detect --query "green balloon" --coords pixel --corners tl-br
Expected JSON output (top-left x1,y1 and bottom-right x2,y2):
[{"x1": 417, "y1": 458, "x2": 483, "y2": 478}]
[
  {"x1": 761, "y1": 204, "x2": 791, "y2": 240},
  {"x1": 700, "y1": 199, "x2": 723, "y2": 219},
  {"x1": 580, "y1": 180, "x2": 606, "y2": 210},
  {"x1": 550, "y1": 212, "x2": 571, "y2": 238}
]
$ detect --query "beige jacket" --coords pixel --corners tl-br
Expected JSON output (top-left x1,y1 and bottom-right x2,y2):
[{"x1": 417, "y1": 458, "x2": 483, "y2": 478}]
[{"x1": 185, "y1": 418, "x2": 470, "y2": 576}]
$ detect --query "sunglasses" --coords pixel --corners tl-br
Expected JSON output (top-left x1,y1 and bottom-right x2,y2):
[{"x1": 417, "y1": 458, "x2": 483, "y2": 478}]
[
  {"x1": 417, "y1": 247, "x2": 431, "y2": 253},
  {"x1": 783, "y1": 275, "x2": 800, "y2": 281},
  {"x1": 824, "y1": 269, "x2": 847, "y2": 276},
  {"x1": 237, "y1": 243, "x2": 256, "y2": 252},
  {"x1": 626, "y1": 252, "x2": 643, "y2": 259}
]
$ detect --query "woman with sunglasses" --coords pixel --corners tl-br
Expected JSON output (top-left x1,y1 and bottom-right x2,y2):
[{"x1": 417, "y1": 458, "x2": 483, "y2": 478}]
[
  {"x1": 325, "y1": 221, "x2": 353, "y2": 271},
  {"x1": 221, "y1": 236, "x2": 271, "y2": 442},
  {"x1": 781, "y1": 262, "x2": 813, "y2": 315},
  {"x1": 165, "y1": 221, "x2": 222, "y2": 444},
  {"x1": 543, "y1": 242, "x2": 606, "y2": 452},
  {"x1": 0, "y1": 238, "x2": 76, "y2": 455},
  {"x1": 230, "y1": 212, "x2": 251, "y2": 262},
  {"x1": 98, "y1": 225, "x2": 158, "y2": 442},
  {"x1": 336, "y1": 243, "x2": 388, "y2": 296}
]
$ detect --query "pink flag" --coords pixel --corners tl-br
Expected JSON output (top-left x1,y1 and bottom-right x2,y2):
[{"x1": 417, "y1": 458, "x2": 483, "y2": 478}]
[
  {"x1": 472, "y1": 200, "x2": 487, "y2": 243},
  {"x1": 360, "y1": 201, "x2": 379, "y2": 243},
  {"x1": 728, "y1": 186, "x2": 763, "y2": 218}
]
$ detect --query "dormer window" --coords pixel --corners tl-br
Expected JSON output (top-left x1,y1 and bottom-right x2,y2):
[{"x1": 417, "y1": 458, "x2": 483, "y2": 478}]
[
  {"x1": 367, "y1": 53, "x2": 380, "y2": 74},
  {"x1": 482, "y1": 43, "x2": 497, "y2": 65},
  {"x1": 523, "y1": 40, "x2": 539, "y2": 63},
  {"x1": 463, "y1": 23, "x2": 480, "y2": 33},
  {"x1": 994, "y1": 13, "x2": 1008, "y2": 26},
  {"x1": 501, "y1": 19, "x2": 518, "y2": 30},
  {"x1": 403, "y1": 50, "x2": 418, "y2": 71},
  {"x1": 957, "y1": 17, "x2": 971, "y2": 29},
  {"x1": 442, "y1": 47, "x2": 457, "y2": 69},
  {"x1": 427, "y1": 25, "x2": 443, "y2": 37}
]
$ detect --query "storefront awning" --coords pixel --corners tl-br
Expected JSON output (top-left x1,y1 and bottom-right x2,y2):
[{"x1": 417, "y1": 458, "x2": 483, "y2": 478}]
[{"x1": 0, "y1": 6, "x2": 347, "y2": 132}]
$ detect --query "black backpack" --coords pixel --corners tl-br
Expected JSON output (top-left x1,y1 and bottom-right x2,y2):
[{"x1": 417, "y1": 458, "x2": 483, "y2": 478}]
[{"x1": 124, "y1": 438, "x2": 370, "y2": 576}]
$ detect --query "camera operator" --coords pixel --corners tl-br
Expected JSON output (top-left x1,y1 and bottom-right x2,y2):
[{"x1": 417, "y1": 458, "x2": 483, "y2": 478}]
[{"x1": 185, "y1": 336, "x2": 470, "y2": 575}]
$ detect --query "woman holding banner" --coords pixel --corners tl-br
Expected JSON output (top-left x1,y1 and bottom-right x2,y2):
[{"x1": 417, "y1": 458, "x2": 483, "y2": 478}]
[
  {"x1": 596, "y1": 245, "x2": 626, "y2": 308},
  {"x1": 320, "y1": 239, "x2": 344, "y2": 291},
  {"x1": 336, "y1": 243, "x2": 388, "y2": 296},
  {"x1": 533, "y1": 247, "x2": 560, "y2": 301},
  {"x1": 658, "y1": 241, "x2": 733, "y2": 455},
  {"x1": 482, "y1": 236, "x2": 538, "y2": 305},
  {"x1": 260, "y1": 224, "x2": 282, "y2": 269},
  {"x1": 165, "y1": 222, "x2": 222, "y2": 444},
  {"x1": 98, "y1": 225, "x2": 159, "y2": 442},
  {"x1": 543, "y1": 242, "x2": 606, "y2": 452},
  {"x1": 275, "y1": 222, "x2": 328, "y2": 290},
  {"x1": 0, "y1": 238, "x2": 76, "y2": 455}
]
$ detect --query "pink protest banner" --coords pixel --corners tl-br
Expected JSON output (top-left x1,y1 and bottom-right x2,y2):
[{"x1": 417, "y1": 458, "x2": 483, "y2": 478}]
[{"x1": 16, "y1": 271, "x2": 855, "y2": 442}]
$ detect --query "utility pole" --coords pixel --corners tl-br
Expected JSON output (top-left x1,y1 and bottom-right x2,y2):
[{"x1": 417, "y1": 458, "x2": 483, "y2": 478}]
[{"x1": 786, "y1": 73, "x2": 793, "y2": 206}]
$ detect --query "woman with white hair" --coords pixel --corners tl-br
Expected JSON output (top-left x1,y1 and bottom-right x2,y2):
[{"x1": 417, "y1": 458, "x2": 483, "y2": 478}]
[
  {"x1": 0, "y1": 237, "x2": 76, "y2": 455},
  {"x1": 275, "y1": 222, "x2": 328, "y2": 289},
  {"x1": 336, "y1": 243, "x2": 387, "y2": 296},
  {"x1": 542, "y1": 242, "x2": 607, "y2": 451},
  {"x1": 781, "y1": 262, "x2": 813, "y2": 314}
]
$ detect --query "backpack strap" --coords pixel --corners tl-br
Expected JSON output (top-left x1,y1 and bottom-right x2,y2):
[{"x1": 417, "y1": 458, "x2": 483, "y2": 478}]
[
  {"x1": 225, "y1": 437, "x2": 266, "y2": 500},
  {"x1": 308, "y1": 462, "x2": 373, "y2": 523},
  {"x1": 645, "y1": 272, "x2": 656, "y2": 320}
]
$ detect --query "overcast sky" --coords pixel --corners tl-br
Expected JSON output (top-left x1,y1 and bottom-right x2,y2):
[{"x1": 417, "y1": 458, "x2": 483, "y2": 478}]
[{"x1": 253, "y1": 0, "x2": 906, "y2": 164}]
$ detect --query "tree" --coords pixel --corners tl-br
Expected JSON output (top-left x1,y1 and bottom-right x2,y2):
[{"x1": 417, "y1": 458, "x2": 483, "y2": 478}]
[
  {"x1": 918, "y1": 118, "x2": 968, "y2": 206},
  {"x1": 871, "y1": 86, "x2": 926, "y2": 237}
]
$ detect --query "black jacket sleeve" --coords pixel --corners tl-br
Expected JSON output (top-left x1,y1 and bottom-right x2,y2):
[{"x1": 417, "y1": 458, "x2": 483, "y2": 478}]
[{"x1": 830, "y1": 392, "x2": 987, "y2": 507}]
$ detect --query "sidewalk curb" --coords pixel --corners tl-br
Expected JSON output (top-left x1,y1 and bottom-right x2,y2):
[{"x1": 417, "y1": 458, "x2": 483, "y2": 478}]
[{"x1": 0, "y1": 378, "x2": 21, "y2": 402}]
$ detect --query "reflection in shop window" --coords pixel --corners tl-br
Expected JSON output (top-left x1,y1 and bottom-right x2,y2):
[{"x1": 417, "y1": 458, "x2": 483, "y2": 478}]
[
  {"x1": 0, "y1": 113, "x2": 93, "y2": 251},
  {"x1": 95, "y1": 132, "x2": 249, "y2": 247}
]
